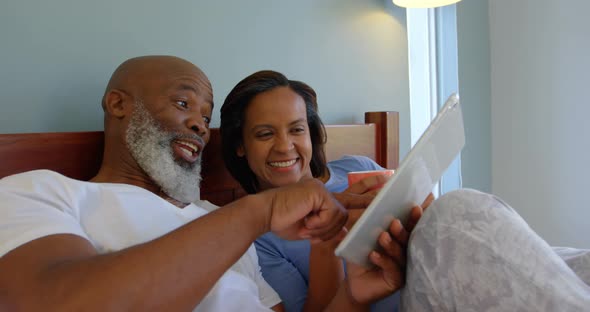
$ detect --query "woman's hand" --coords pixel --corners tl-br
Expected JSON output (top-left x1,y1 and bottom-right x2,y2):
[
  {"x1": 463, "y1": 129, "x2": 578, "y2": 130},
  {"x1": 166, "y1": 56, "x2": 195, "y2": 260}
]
[
  {"x1": 344, "y1": 192, "x2": 435, "y2": 304},
  {"x1": 345, "y1": 217, "x2": 409, "y2": 304},
  {"x1": 344, "y1": 174, "x2": 391, "y2": 196}
]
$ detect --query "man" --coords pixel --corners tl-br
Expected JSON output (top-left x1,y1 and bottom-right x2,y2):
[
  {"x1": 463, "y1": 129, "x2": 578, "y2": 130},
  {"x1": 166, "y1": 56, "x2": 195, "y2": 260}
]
[{"x1": 0, "y1": 56, "x2": 408, "y2": 311}]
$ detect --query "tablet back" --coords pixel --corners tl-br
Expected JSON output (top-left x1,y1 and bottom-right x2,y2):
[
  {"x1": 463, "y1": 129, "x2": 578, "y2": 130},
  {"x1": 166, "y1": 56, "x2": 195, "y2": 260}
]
[{"x1": 335, "y1": 93, "x2": 465, "y2": 267}]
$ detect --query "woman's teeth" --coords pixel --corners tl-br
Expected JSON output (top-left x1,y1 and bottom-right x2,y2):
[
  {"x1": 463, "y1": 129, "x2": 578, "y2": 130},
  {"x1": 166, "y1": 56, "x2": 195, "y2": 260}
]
[{"x1": 269, "y1": 159, "x2": 297, "y2": 168}]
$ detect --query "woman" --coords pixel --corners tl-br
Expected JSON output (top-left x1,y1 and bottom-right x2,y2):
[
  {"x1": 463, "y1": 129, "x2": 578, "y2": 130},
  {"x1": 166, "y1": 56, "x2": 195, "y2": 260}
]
[
  {"x1": 220, "y1": 73, "x2": 590, "y2": 312},
  {"x1": 220, "y1": 70, "x2": 413, "y2": 311}
]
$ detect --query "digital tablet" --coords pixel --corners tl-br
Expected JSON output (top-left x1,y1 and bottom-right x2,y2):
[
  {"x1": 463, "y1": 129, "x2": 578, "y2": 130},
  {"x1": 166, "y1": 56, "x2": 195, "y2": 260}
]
[{"x1": 334, "y1": 93, "x2": 465, "y2": 267}]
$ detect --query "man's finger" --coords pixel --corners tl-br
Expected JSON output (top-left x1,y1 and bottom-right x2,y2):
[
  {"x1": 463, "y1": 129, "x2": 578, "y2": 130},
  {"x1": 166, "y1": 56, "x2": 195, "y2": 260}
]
[
  {"x1": 332, "y1": 192, "x2": 374, "y2": 210},
  {"x1": 304, "y1": 223, "x2": 347, "y2": 242},
  {"x1": 303, "y1": 206, "x2": 348, "y2": 229}
]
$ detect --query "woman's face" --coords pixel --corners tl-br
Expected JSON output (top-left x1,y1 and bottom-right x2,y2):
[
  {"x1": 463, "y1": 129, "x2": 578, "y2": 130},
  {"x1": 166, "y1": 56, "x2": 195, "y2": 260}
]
[{"x1": 238, "y1": 86, "x2": 313, "y2": 191}]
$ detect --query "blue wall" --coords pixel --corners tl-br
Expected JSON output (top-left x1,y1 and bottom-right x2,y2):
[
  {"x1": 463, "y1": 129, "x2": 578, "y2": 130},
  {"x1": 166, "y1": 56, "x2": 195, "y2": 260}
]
[
  {"x1": 457, "y1": 0, "x2": 492, "y2": 192},
  {"x1": 0, "y1": 0, "x2": 412, "y2": 157}
]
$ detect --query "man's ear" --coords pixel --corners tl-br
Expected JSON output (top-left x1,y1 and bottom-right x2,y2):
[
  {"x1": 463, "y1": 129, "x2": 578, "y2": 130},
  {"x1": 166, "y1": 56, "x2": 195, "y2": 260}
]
[
  {"x1": 236, "y1": 145, "x2": 245, "y2": 157},
  {"x1": 103, "y1": 89, "x2": 132, "y2": 119}
]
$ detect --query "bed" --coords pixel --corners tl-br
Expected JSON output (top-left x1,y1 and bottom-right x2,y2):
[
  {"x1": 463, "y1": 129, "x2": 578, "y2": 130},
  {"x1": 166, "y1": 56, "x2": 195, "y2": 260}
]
[{"x1": 0, "y1": 111, "x2": 399, "y2": 206}]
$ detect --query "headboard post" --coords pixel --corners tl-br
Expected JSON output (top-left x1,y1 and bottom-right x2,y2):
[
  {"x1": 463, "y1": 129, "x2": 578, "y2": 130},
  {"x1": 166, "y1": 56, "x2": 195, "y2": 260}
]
[{"x1": 365, "y1": 111, "x2": 399, "y2": 169}]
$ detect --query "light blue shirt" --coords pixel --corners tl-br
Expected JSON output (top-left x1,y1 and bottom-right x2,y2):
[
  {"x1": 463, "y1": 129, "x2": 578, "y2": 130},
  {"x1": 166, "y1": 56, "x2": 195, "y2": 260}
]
[{"x1": 255, "y1": 155, "x2": 399, "y2": 312}]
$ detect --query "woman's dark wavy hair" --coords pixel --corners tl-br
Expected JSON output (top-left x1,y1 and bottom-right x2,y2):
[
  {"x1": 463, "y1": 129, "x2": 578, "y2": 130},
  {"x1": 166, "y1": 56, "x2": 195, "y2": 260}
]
[{"x1": 220, "y1": 70, "x2": 327, "y2": 194}]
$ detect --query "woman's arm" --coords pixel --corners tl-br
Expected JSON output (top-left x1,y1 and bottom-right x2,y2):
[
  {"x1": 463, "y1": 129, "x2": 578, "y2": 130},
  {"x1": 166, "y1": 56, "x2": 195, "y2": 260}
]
[
  {"x1": 324, "y1": 208, "x2": 423, "y2": 312},
  {"x1": 256, "y1": 235, "x2": 311, "y2": 311},
  {"x1": 304, "y1": 233, "x2": 345, "y2": 311}
]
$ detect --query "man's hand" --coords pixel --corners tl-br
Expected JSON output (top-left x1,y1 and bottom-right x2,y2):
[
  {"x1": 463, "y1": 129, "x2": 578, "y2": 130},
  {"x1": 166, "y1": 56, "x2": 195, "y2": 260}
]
[
  {"x1": 329, "y1": 192, "x2": 373, "y2": 231},
  {"x1": 331, "y1": 191, "x2": 374, "y2": 210},
  {"x1": 262, "y1": 179, "x2": 348, "y2": 243}
]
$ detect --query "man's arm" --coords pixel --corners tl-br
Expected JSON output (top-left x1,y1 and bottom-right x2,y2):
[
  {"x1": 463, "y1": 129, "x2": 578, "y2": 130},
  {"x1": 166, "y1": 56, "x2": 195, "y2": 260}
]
[{"x1": 0, "y1": 179, "x2": 348, "y2": 311}]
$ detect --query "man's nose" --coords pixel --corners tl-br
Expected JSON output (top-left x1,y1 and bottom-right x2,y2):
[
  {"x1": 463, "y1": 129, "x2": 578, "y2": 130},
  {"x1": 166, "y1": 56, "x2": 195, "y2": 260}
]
[{"x1": 187, "y1": 116, "x2": 208, "y2": 137}]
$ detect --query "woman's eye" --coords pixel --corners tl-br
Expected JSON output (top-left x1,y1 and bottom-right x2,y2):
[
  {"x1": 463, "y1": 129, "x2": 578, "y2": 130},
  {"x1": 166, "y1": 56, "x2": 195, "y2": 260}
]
[
  {"x1": 256, "y1": 132, "x2": 273, "y2": 139},
  {"x1": 176, "y1": 101, "x2": 188, "y2": 108},
  {"x1": 292, "y1": 127, "x2": 306, "y2": 134},
  {"x1": 203, "y1": 116, "x2": 211, "y2": 124}
]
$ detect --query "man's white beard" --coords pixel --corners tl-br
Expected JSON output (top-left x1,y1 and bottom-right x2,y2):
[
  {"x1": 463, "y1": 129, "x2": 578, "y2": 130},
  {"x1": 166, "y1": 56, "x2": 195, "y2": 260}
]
[{"x1": 125, "y1": 101, "x2": 202, "y2": 203}]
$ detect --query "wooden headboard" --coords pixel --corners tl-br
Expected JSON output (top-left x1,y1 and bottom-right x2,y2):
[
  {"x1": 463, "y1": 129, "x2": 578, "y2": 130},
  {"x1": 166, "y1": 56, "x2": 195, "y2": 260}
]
[{"x1": 0, "y1": 111, "x2": 399, "y2": 206}]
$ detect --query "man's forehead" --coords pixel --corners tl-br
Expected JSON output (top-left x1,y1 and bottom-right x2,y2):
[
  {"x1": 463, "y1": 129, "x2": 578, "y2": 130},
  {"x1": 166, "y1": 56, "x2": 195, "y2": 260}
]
[{"x1": 166, "y1": 77, "x2": 214, "y2": 107}]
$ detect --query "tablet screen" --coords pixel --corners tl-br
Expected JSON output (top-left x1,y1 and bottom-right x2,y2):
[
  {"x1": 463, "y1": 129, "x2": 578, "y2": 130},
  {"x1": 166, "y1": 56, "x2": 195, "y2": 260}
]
[{"x1": 335, "y1": 93, "x2": 465, "y2": 267}]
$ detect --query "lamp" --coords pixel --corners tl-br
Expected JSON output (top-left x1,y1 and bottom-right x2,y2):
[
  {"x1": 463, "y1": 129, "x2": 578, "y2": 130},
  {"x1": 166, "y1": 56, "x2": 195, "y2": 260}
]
[{"x1": 392, "y1": 0, "x2": 461, "y2": 8}]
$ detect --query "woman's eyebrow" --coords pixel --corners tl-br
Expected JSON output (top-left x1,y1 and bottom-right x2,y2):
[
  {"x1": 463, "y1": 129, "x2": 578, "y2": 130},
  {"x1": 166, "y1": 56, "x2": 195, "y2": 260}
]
[
  {"x1": 249, "y1": 118, "x2": 306, "y2": 131},
  {"x1": 251, "y1": 124, "x2": 274, "y2": 131},
  {"x1": 289, "y1": 118, "x2": 306, "y2": 126}
]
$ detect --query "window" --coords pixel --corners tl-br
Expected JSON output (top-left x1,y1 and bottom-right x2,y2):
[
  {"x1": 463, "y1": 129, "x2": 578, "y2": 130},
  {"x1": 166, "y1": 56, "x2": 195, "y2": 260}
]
[{"x1": 407, "y1": 4, "x2": 461, "y2": 195}]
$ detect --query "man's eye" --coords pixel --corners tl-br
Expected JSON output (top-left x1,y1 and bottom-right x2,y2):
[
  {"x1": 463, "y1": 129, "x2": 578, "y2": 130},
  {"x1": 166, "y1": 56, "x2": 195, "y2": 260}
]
[
  {"x1": 203, "y1": 116, "x2": 211, "y2": 124},
  {"x1": 176, "y1": 101, "x2": 188, "y2": 108}
]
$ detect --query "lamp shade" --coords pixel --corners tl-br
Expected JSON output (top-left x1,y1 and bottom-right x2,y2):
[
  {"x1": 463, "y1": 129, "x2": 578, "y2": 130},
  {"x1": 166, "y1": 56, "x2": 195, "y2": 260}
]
[{"x1": 392, "y1": 0, "x2": 461, "y2": 8}]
